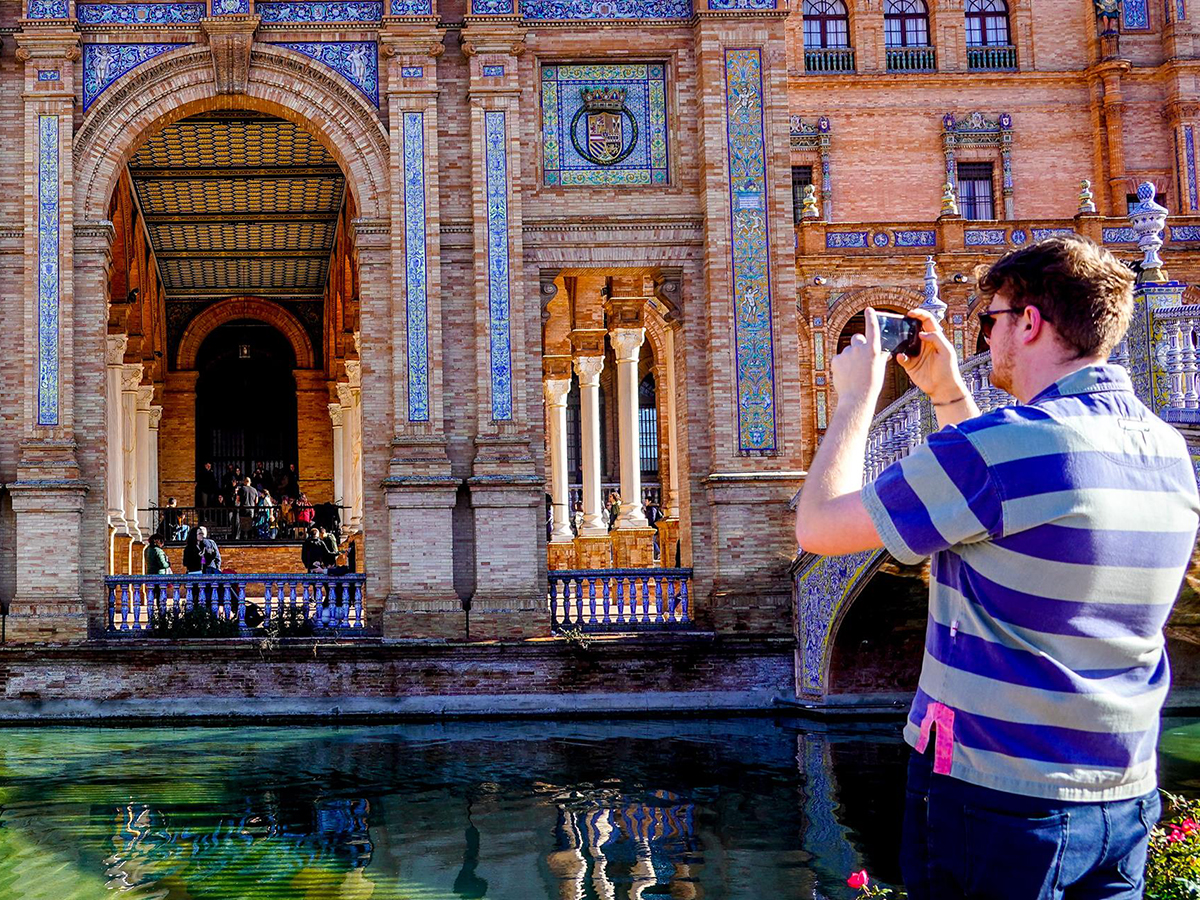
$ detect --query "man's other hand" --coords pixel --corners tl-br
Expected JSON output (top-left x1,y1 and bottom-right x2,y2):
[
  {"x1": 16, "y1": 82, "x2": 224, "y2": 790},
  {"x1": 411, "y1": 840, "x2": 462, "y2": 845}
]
[
  {"x1": 831, "y1": 307, "x2": 889, "y2": 407},
  {"x1": 896, "y1": 307, "x2": 968, "y2": 405}
]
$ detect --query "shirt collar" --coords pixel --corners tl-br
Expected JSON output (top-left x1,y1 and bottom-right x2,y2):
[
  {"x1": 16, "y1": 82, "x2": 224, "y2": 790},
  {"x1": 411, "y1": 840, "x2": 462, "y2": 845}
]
[{"x1": 1029, "y1": 364, "x2": 1133, "y2": 404}]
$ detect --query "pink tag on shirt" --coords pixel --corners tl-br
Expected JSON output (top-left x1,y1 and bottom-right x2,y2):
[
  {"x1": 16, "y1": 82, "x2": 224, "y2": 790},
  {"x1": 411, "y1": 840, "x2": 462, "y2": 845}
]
[{"x1": 913, "y1": 701, "x2": 956, "y2": 775}]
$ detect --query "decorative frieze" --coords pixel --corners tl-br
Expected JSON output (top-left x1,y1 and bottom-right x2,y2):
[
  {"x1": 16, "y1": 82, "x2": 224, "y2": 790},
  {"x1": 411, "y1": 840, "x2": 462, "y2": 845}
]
[
  {"x1": 825, "y1": 231, "x2": 868, "y2": 249},
  {"x1": 541, "y1": 63, "x2": 669, "y2": 187},
  {"x1": 77, "y1": 3, "x2": 206, "y2": 24},
  {"x1": 212, "y1": 0, "x2": 252, "y2": 12},
  {"x1": 400, "y1": 65, "x2": 424, "y2": 77},
  {"x1": 1172, "y1": 225, "x2": 1200, "y2": 242},
  {"x1": 708, "y1": 0, "x2": 776, "y2": 8},
  {"x1": 403, "y1": 111, "x2": 430, "y2": 423},
  {"x1": 484, "y1": 110, "x2": 513, "y2": 422},
  {"x1": 276, "y1": 41, "x2": 379, "y2": 106},
  {"x1": 521, "y1": 0, "x2": 691, "y2": 18},
  {"x1": 895, "y1": 229, "x2": 935, "y2": 248},
  {"x1": 258, "y1": 2, "x2": 384, "y2": 23},
  {"x1": 724, "y1": 48, "x2": 777, "y2": 453},
  {"x1": 390, "y1": 0, "x2": 435, "y2": 11},
  {"x1": 965, "y1": 228, "x2": 1005, "y2": 246},
  {"x1": 1102, "y1": 226, "x2": 1138, "y2": 244},
  {"x1": 27, "y1": 0, "x2": 70, "y2": 18},
  {"x1": 482, "y1": 64, "x2": 505, "y2": 76},
  {"x1": 37, "y1": 115, "x2": 60, "y2": 428},
  {"x1": 83, "y1": 44, "x2": 184, "y2": 110},
  {"x1": 1030, "y1": 227, "x2": 1074, "y2": 240}
]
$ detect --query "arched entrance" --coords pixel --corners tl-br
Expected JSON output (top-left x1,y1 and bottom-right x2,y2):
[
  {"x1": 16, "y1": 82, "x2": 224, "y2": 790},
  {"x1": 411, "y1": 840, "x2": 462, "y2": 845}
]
[{"x1": 195, "y1": 320, "x2": 299, "y2": 485}]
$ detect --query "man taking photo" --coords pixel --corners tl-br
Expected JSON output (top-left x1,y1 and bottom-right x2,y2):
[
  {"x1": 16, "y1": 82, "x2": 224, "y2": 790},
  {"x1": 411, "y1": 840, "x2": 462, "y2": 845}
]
[{"x1": 796, "y1": 235, "x2": 1200, "y2": 900}]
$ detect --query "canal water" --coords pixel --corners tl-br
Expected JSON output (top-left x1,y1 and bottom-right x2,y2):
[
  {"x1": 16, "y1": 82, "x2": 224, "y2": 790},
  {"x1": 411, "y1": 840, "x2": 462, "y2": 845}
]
[{"x1": 0, "y1": 716, "x2": 1196, "y2": 900}]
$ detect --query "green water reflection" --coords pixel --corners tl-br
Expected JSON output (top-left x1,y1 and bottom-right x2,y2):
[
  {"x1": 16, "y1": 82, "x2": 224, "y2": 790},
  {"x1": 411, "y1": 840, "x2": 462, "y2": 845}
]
[{"x1": 0, "y1": 717, "x2": 1195, "y2": 900}]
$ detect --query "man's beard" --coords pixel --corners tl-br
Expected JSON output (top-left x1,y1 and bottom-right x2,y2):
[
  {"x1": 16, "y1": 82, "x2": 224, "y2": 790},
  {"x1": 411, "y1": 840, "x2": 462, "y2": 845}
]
[{"x1": 989, "y1": 342, "x2": 1014, "y2": 395}]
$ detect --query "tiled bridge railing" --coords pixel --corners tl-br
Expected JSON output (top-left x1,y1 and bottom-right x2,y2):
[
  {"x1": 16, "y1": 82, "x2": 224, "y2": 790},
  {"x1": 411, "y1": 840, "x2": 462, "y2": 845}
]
[
  {"x1": 549, "y1": 568, "x2": 693, "y2": 632},
  {"x1": 105, "y1": 573, "x2": 367, "y2": 633}
]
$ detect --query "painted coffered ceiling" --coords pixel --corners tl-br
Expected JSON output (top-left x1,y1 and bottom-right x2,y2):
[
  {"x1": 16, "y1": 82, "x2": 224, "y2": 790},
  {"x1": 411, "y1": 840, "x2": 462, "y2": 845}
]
[{"x1": 128, "y1": 111, "x2": 345, "y2": 300}]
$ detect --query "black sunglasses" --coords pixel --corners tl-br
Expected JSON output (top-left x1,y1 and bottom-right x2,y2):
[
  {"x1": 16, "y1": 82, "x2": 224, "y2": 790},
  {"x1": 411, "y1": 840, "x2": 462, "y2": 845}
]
[{"x1": 977, "y1": 307, "x2": 1022, "y2": 342}]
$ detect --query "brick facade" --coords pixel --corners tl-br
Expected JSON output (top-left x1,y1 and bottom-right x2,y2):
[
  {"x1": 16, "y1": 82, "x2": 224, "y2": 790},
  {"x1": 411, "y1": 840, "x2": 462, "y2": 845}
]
[{"x1": 0, "y1": 1, "x2": 1197, "y2": 677}]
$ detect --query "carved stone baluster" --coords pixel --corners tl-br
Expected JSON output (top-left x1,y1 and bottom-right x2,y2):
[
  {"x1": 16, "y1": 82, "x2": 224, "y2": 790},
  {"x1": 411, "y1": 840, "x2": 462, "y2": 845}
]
[
  {"x1": 1185, "y1": 319, "x2": 1199, "y2": 409},
  {"x1": 1169, "y1": 321, "x2": 1186, "y2": 409}
]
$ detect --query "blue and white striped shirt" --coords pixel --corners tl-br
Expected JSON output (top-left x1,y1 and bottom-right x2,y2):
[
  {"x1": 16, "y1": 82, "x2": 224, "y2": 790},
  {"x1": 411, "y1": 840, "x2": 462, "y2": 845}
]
[{"x1": 862, "y1": 365, "x2": 1200, "y2": 800}]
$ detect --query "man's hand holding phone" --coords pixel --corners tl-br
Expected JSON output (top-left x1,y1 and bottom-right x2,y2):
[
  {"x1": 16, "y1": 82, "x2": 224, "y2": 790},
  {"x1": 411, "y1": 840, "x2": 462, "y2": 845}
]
[{"x1": 896, "y1": 307, "x2": 980, "y2": 426}]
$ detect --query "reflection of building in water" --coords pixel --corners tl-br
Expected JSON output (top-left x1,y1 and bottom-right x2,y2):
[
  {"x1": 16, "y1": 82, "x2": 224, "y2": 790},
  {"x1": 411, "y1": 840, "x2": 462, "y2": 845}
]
[
  {"x1": 547, "y1": 796, "x2": 699, "y2": 900},
  {"x1": 107, "y1": 797, "x2": 374, "y2": 891}
]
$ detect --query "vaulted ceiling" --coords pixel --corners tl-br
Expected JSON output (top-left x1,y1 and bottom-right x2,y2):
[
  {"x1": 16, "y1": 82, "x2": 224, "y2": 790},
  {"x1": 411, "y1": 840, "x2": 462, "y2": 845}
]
[{"x1": 128, "y1": 111, "x2": 345, "y2": 301}]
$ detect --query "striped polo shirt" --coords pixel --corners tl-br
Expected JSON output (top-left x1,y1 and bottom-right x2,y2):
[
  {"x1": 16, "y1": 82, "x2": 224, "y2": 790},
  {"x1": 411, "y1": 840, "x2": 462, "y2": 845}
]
[{"x1": 862, "y1": 364, "x2": 1200, "y2": 801}]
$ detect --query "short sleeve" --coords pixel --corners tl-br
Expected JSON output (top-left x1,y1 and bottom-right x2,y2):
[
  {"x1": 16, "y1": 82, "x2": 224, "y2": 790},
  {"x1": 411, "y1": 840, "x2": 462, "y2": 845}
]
[{"x1": 861, "y1": 426, "x2": 1003, "y2": 565}]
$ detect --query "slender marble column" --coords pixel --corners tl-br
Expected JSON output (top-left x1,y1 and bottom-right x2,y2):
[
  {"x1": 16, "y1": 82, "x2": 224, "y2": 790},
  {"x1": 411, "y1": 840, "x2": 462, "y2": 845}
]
[
  {"x1": 329, "y1": 402, "x2": 345, "y2": 510},
  {"x1": 544, "y1": 377, "x2": 574, "y2": 543},
  {"x1": 148, "y1": 405, "x2": 162, "y2": 509},
  {"x1": 611, "y1": 328, "x2": 649, "y2": 529},
  {"x1": 574, "y1": 355, "x2": 607, "y2": 537},
  {"x1": 135, "y1": 385, "x2": 154, "y2": 536},
  {"x1": 105, "y1": 334, "x2": 128, "y2": 531},
  {"x1": 663, "y1": 324, "x2": 681, "y2": 519},
  {"x1": 121, "y1": 363, "x2": 143, "y2": 542}
]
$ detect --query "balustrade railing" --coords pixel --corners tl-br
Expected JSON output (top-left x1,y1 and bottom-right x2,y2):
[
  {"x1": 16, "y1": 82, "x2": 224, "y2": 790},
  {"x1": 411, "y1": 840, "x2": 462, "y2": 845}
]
[
  {"x1": 104, "y1": 573, "x2": 367, "y2": 633},
  {"x1": 549, "y1": 568, "x2": 692, "y2": 631},
  {"x1": 143, "y1": 505, "x2": 347, "y2": 544},
  {"x1": 886, "y1": 46, "x2": 936, "y2": 72},
  {"x1": 1152, "y1": 305, "x2": 1200, "y2": 421},
  {"x1": 804, "y1": 47, "x2": 856, "y2": 73},
  {"x1": 967, "y1": 45, "x2": 1017, "y2": 71}
]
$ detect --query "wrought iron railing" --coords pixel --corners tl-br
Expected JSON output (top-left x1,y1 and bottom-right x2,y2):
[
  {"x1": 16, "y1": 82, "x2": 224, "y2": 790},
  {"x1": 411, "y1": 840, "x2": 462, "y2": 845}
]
[
  {"x1": 549, "y1": 568, "x2": 692, "y2": 632},
  {"x1": 565, "y1": 483, "x2": 661, "y2": 514},
  {"x1": 886, "y1": 46, "x2": 936, "y2": 72},
  {"x1": 804, "y1": 47, "x2": 856, "y2": 73},
  {"x1": 141, "y1": 505, "x2": 347, "y2": 544},
  {"x1": 104, "y1": 573, "x2": 367, "y2": 633},
  {"x1": 967, "y1": 44, "x2": 1017, "y2": 71}
]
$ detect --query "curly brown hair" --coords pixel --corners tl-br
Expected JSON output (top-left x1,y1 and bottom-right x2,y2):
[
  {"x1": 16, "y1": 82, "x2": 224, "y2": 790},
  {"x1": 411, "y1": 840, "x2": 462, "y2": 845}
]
[{"x1": 975, "y1": 234, "x2": 1135, "y2": 359}]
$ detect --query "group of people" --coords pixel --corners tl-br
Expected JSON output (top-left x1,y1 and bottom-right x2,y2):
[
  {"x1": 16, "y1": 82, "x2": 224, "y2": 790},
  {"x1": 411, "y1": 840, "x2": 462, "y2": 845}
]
[
  {"x1": 145, "y1": 523, "x2": 347, "y2": 576},
  {"x1": 562, "y1": 492, "x2": 663, "y2": 536},
  {"x1": 181, "y1": 461, "x2": 342, "y2": 542}
]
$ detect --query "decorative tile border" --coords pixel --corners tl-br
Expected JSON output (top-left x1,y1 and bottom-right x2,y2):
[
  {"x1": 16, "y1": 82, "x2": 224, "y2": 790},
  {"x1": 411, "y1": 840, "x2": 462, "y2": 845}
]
[
  {"x1": 521, "y1": 0, "x2": 691, "y2": 17},
  {"x1": 37, "y1": 70, "x2": 61, "y2": 81},
  {"x1": 471, "y1": 0, "x2": 515, "y2": 12},
  {"x1": 211, "y1": 0, "x2": 252, "y2": 12},
  {"x1": 77, "y1": 3, "x2": 205, "y2": 23},
  {"x1": 37, "y1": 115, "x2": 60, "y2": 428},
  {"x1": 83, "y1": 44, "x2": 184, "y2": 111},
  {"x1": 484, "y1": 110, "x2": 513, "y2": 422},
  {"x1": 709, "y1": 0, "x2": 776, "y2": 7},
  {"x1": 895, "y1": 229, "x2": 935, "y2": 248},
  {"x1": 965, "y1": 228, "x2": 1005, "y2": 246},
  {"x1": 1171, "y1": 225, "x2": 1200, "y2": 241},
  {"x1": 400, "y1": 65, "x2": 424, "y2": 77},
  {"x1": 1187, "y1": 125, "x2": 1198, "y2": 212},
  {"x1": 1102, "y1": 226, "x2": 1139, "y2": 244},
  {"x1": 1030, "y1": 227, "x2": 1074, "y2": 241},
  {"x1": 390, "y1": 0, "x2": 434, "y2": 11},
  {"x1": 482, "y1": 64, "x2": 505, "y2": 76},
  {"x1": 275, "y1": 41, "x2": 378, "y2": 107},
  {"x1": 724, "y1": 48, "x2": 776, "y2": 453},
  {"x1": 259, "y1": 2, "x2": 384, "y2": 22},
  {"x1": 541, "y1": 63, "x2": 669, "y2": 186},
  {"x1": 403, "y1": 112, "x2": 430, "y2": 423},
  {"x1": 1123, "y1": 0, "x2": 1150, "y2": 28},
  {"x1": 27, "y1": 0, "x2": 70, "y2": 18},
  {"x1": 825, "y1": 231, "x2": 868, "y2": 249}
]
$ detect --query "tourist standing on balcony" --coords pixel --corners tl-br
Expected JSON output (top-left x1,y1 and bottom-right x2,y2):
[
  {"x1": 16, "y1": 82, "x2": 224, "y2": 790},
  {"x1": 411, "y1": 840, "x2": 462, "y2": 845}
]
[
  {"x1": 235, "y1": 477, "x2": 259, "y2": 541},
  {"x1": 144, "y1": 534, "x2": 172, "y2": 576},
  {"x1": 302, "y1": 526, "x2": 335, "y2": 573},
  {"x1": 194, "y1": 526, "x2": 222, "y2": 574},
  {"x1": 196, "y1": 462, "x2": 220, "y2": 509},
  {"x1": 796, "y1": 236, "x2": 1200, "y2": 900}
]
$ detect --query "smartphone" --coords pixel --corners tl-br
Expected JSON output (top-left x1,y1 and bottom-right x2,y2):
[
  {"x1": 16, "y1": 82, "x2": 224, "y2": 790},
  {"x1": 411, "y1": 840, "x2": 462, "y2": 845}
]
[{"x1": 876, "y1": 312, "x2": 923, "y2": 358}]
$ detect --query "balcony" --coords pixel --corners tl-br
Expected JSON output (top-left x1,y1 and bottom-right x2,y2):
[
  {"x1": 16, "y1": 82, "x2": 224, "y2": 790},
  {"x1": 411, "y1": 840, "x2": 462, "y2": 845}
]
[
  {"x1": 967, "y1": 45, "x2": 1017, "y2": 71},
  {"x1": 804, "y1": 47, "x2": 856, "y2": 73},
  {"x1": 549, "y1": 568, "x2": 693, "y2": 632},
  {"x1": 886, "y1": 46, "x2": 936, "y2": 72}
]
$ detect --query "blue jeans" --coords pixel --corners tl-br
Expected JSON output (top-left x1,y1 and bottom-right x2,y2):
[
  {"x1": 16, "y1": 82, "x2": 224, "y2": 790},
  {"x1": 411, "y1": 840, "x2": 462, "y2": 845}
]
[{"x1": 901, "y1": 749, "x2": 1160, "y2": 900}]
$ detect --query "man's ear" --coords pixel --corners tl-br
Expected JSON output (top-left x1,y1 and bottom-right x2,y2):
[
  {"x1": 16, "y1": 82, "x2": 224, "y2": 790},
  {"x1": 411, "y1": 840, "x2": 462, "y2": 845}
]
[{"x1": 1021, "y1": 305, "x2": 1045, "y2": 346}]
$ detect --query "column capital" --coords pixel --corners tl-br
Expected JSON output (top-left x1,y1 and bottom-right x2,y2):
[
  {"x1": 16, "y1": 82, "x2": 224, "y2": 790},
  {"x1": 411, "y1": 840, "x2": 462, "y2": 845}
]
[
  {"x1": 135, "y1": 384, "x2": 154, "y2": 409},
  {"x1": 336, "y1": 381, "x2": 354, "y2": 407},
  {"x1": 610, "y1": 327, "x2": 646, "y2": 364},
  {"x1": 328, "y1": 402, "x2": 345, "y2": 426},
  {"x1": 344, "y1": 358, "x2": 362, "y2": 388},
  {"x1": 573, "y1": 355, "x2": 604, "y2": 387},
  {"x1": 148, "y1": 405, "x2": 163, "y2": 428},
  {"x1": 120, "y1": 363, "x2": 144, "y2": 391},
  {"x1": 543, "y1": 377, "x2": 571, "y2": 405},
  {"x1": 105, "y1": 333, "x2": 128, "y2": 366}
]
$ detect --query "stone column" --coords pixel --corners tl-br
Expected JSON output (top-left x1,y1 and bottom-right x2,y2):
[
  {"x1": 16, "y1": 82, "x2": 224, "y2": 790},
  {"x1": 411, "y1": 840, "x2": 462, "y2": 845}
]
[
  {"x1": 337, "y1": 373, "x2": 363, "y2": 533},
  {"x1": 148, "y1": 405, "x2": 162, "y2": 512},
  {"x1": 134, "y1": 384, "x2": 154, "y2": 545},
  {"x1": 544, "y1": 373, "x2": 574, "y2": 569},
  {"x1": 120, "y1": 363, "x2": 143, "y2": 545},
  {"x1": 329, "y1": 402, "x2": 345, "y2": 514},
  {"x1": 611, "y1": 327, "x2": 649, "y2": 530},
  {"x1": 105, "y1": 334, "x2": 128, "y2": 531},
  {"x1": 572, "y1": 348, "x2": 611, "y2": 569},
  {"x1": 657, "y1": 322, "x2": 683, "y2": 567}
]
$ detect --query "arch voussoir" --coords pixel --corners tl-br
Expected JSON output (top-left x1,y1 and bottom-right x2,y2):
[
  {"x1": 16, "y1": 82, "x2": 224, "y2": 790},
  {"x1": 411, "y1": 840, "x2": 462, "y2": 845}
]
[{"x1": 177, "y1": 298, "x2": 317, "y2": 371}]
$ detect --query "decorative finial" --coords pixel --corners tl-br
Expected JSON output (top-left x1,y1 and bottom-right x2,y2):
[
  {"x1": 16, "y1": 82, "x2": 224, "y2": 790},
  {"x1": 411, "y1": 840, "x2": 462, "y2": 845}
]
[
  {"x1": 940, "y1": 182, "x2": 959, "y2": 217},
  {"x1": 1078, "y1": 179, "x2": 1097, "y2": 215},
  {"x1": 801, "y1": 184, "x2": 820, "y2": 219},
  {"x1": 1128, "y1": 181, "x2": 1169, "y2": 283},
  {"x1": 920, "y1": 255, "x2": 948, "y2": 321}
]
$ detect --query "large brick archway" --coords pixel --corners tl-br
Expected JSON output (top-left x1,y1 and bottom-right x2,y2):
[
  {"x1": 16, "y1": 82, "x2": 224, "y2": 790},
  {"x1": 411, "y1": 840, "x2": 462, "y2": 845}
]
[
  {"x1": 177, "y1": 298, "x2": 317, "y2": 371},
  {"x1": 74, "y1": 43, "x2": 390, "y2": 223}
]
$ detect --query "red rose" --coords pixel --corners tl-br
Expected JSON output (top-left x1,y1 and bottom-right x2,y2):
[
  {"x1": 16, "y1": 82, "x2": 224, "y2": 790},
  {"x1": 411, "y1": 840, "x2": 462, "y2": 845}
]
[{"x1": 847, "y1": 870, "x2": 870, "y2": 890}]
